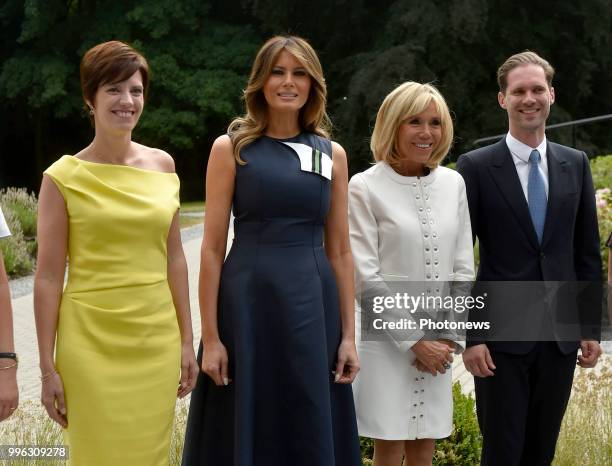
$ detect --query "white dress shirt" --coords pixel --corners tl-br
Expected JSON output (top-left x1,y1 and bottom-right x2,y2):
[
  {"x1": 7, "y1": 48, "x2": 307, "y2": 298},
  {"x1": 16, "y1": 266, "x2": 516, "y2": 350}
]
[
  {"x1": 0, "y1": 207, "x2": 11, "y2": 238},
  {"x1": 506, "y1": 132, "x2": 549, "y2": 200}
]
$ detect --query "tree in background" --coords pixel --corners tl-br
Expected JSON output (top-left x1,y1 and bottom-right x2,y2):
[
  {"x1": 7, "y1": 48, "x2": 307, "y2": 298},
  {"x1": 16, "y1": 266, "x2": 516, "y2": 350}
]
[
  {"x1": 1, "y1": 0, "x2": 611, "y2": 198},
  {"x1": 0, "y1": 0, "x2": 258, "y2": 196}
]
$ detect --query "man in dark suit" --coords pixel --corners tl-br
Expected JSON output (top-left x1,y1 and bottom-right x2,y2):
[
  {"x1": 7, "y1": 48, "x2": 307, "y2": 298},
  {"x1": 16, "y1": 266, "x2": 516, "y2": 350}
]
[{"x1": 456, "y1": 51, "x2": 602, "y2": 466}]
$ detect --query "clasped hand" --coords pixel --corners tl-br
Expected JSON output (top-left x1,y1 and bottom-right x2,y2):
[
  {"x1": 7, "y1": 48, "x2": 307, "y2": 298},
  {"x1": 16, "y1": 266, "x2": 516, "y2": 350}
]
[{"x1": 411, "y1": 340, "x2": 454, "y2": 376}]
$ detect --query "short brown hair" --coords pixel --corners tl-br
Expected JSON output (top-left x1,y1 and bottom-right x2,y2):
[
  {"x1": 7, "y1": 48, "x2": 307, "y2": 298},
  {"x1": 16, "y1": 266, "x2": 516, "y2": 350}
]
[
  {"x1": 497, "y1": 51, "x2": 554, "y2": 93},
  {"x1": 80, "y1": 41, "x2": 149, "y2": 117}
]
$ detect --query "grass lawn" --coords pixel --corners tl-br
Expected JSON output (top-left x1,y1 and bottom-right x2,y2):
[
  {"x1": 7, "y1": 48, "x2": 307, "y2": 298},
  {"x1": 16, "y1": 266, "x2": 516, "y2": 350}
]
[{"x1": 179, "y1": 201, "x2": 205, "y2": 229}]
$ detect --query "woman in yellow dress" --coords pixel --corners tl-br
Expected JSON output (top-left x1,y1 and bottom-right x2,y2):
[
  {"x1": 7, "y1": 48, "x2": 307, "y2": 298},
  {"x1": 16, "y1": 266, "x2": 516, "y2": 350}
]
[{"x1": 34, "y1": 41, "x2": 198, "y2": 465}]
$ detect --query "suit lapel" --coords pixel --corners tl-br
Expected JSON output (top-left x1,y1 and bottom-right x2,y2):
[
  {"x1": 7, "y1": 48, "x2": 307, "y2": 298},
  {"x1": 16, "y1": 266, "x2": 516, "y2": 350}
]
[
  {"x1": 487, "y1": 139, "x2": 540, "y2": 249},
  {"x1": 541, "y1": 143, "x2": 567, "y2": 248}
]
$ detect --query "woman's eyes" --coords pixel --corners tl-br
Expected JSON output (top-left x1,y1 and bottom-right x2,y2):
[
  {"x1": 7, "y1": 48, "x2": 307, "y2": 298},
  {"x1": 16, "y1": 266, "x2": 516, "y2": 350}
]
[
  {"x1": 270, "y1": 69, "x2": 308, "y2": 76},
  {"x1": 408, "y1": 118, "x2": 441, "y2": 125},
  {"x1": 105, "y1": 87, "x2": 143, "y2": 95}
]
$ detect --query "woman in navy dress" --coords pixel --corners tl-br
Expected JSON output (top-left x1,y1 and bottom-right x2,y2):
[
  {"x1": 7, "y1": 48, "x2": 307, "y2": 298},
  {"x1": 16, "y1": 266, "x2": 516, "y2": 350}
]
[{"x1": 181, "y1": 35, "x2": 361, "y2": 466}]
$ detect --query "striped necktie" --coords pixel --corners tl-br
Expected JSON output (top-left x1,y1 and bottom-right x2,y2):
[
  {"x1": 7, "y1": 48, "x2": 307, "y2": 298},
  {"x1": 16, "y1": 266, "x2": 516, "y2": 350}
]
[{"x1": 528, "y1": 149, "x2": 547, "y2": 243}]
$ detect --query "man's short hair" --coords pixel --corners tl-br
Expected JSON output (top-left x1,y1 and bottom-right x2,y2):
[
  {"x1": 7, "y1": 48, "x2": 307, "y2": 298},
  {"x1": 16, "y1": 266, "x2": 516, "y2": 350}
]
[{"x1": 497, "y1": 51, "x2": 555, "y2": 93}]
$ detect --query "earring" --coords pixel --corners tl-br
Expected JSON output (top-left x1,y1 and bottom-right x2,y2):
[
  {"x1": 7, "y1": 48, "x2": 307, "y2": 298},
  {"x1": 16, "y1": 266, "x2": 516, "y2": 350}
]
[{"x1": 89, "y1": 108, "x2": 94, "y2": 115}]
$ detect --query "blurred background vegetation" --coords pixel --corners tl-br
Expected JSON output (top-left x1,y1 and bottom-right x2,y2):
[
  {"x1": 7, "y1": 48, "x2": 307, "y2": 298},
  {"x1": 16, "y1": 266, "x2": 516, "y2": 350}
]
[{"x1": 1, "y1": 0, "x2": 611, "y2": 201}]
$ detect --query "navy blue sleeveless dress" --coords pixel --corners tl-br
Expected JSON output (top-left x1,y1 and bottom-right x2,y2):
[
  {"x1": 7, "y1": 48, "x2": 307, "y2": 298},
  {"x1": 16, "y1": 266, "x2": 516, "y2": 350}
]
[{"x1": 181, "y1": 132, "x2": 361, "y2": 466}]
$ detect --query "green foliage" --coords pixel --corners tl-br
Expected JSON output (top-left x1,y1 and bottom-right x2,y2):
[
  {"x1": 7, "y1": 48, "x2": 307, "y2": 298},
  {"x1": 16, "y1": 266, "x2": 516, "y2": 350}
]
[
  {"x1": 0, "y1": 187, "x2": 38, "y2": 277},
  {"x1": 1, "y1": 0, "x2": 612, "y2": 197},
  {"x1": 596, "y1": 188, "x2": 611, "y2": 279},
  {"x1": 590, "y1": 155, "x2": 612, "y2": 190},
  {"x1": 1, "y1": 187, "x2": 37, "y2": 237},
  {"x1": 590, "y1": 154, "x2": 611, "y2": 279},
  {"x1": 0, "y1": 0, "x2": 260, "y2": 198},
  {"x1": 359, "y1": 436, "x2": 374, "y2": 465},
  {"x1": 0, "y1": 207, "x2": 33, "y2": 277},
  {"x1": 434, "y1": 383, "x2": 482, "y2": 465}
]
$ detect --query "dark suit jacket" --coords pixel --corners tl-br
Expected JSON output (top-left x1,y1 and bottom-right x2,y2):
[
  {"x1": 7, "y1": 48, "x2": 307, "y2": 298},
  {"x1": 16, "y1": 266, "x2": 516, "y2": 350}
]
[{"x1": 457, "y1": 138, "x2": 601, "y2": 354}]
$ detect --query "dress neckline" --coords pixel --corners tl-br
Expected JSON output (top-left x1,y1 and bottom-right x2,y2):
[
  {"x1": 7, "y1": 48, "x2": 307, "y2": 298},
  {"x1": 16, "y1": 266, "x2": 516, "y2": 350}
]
[
  {"x1": 380, "y1": 161, "x2": 438, "y2": 185},
  {"x1": 69, "y1": 155, "x2": 177, "y2": 175},
  {"x1": 262, "y1": 132, "x2": 303, "y2": 142}
]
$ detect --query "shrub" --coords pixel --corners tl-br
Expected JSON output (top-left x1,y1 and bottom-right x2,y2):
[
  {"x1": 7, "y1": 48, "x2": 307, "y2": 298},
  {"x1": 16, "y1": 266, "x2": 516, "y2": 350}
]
[
  {"x1": 0, "y1": 207, "x2": 33, "y2": 277},
  {"x1": 596, "y1": 188, "x2": 611, "y2": 280},
  {"x1": 590, "y1": 155, "x2": 612, "y2": 191},
  {"x1": 0, "y1": 187, "x2": 37, "y2": 277},
  {"x1": 360, "y1": 436, "x2": 374, "y2": 465},
  {"x1": 434, "y1": 382, "x2": 482, "y2": 465},
  {"x1": 0, "y1": 187, "x2": 37, "y2": 237}
]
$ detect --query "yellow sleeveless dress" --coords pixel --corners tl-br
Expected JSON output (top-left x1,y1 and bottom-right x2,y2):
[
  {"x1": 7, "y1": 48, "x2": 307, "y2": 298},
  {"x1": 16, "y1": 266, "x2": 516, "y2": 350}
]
[{"x1": 44, "y1": 155, "x2": 181, "y2": 465}]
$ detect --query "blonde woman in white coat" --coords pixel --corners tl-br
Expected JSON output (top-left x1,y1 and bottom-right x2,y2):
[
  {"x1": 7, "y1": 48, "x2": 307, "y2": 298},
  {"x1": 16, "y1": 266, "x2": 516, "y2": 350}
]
[{"x1": 349, "y1": 82, "x2": 474, "y2": 466}]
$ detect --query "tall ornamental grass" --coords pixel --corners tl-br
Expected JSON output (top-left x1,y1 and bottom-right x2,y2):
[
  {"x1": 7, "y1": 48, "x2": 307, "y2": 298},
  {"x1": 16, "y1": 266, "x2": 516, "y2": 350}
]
[{"x1": 553, "y1": 364, "x2": 612, "y2": 465}]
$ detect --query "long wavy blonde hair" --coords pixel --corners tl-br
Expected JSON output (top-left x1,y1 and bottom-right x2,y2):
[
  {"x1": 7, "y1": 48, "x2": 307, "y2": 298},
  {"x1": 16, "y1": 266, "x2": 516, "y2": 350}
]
[{"x1": 228, "y1": 36, "x2": 331, "y2": 163}]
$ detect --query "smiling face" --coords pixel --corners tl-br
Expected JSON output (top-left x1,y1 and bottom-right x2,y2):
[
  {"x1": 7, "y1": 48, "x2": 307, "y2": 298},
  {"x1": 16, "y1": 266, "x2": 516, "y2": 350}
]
[
  {"x1": 498, "y1": 64, "x2": 555, "y2": 143},
  {"x1": 262, "y1": 49, "x2": 311, "y2": 114},
  {"x1": 395, "y1": 101, "x2": 442, "y2": 175},
  {"x1": 89, "y1": 70, "x2": 144, "y2": 134}
]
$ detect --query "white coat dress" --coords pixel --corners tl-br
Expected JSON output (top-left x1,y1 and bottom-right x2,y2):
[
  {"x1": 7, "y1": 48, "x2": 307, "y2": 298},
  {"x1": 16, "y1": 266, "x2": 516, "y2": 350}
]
[{"x1": 348, "y1": 162, "x2": 474, "y2": 440}]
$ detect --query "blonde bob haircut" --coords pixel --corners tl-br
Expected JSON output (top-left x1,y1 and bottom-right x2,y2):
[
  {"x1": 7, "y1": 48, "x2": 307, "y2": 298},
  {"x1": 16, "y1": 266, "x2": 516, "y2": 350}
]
[
  {"x1": 370, "y1": 81, "x2": 453, "y2": 170},
  {"x1": 228, "y1": 35, "x2": 331, "y2": 164}
]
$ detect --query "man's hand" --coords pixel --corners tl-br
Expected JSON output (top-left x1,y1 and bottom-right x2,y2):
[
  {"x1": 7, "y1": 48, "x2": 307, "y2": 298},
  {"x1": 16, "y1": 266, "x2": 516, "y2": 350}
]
[
  {"x1": 462, "y1": 344, "x2": 496, "y2": 377},
  {"x1": 577, "y1": 340, "x2": 602, "y2": 368}
]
